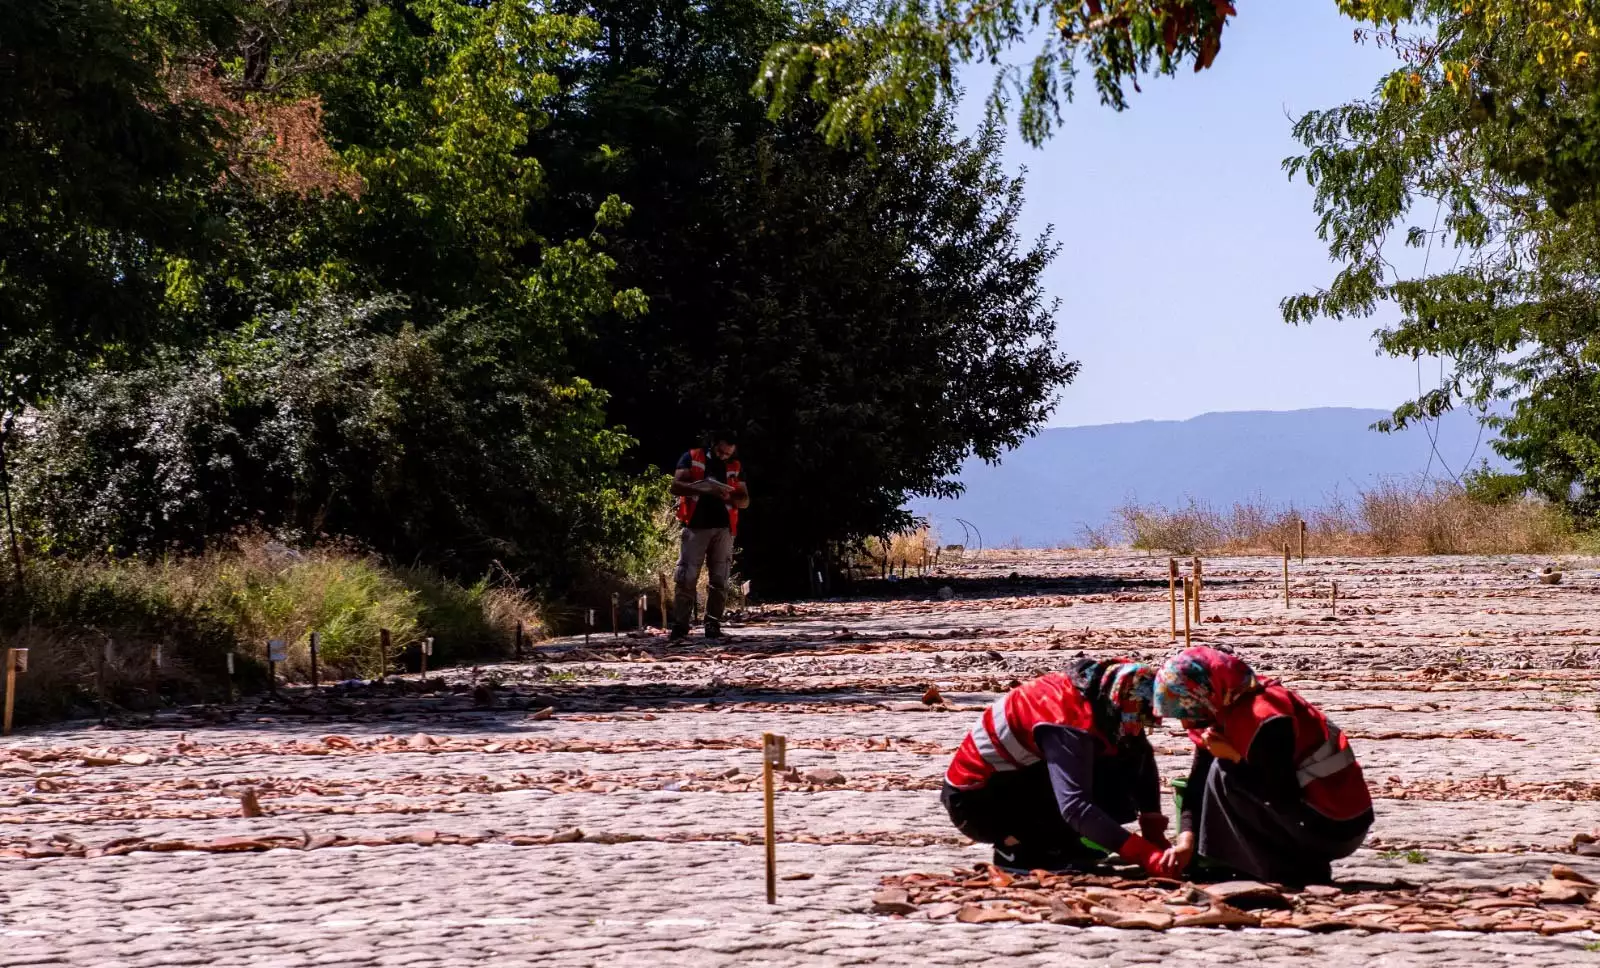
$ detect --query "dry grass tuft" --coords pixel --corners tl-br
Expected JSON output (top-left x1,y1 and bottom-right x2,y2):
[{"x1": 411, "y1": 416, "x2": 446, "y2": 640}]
[{"x1": 1109, "y1": 480, "x2": 1576, "y2": 556}]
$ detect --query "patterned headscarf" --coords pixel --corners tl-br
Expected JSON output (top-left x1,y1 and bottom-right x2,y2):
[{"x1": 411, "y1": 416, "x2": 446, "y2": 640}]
[
  {"x1": 1153, "y1": 647, "x2": 1262, "y2": 726},
  {"x1": 1100, "y1": 661, "x2": 1159, "y2": 737}
]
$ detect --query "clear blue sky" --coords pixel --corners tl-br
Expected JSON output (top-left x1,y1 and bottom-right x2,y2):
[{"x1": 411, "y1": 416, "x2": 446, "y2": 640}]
[{"x1": 954, "y1": 3, "x2": 1420, "y2": 428}]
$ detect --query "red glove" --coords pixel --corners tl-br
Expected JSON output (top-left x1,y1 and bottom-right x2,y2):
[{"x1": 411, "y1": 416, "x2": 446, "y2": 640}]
[{"x1": 1117, "y1": 833, "x2": 1176, "y2": 879}]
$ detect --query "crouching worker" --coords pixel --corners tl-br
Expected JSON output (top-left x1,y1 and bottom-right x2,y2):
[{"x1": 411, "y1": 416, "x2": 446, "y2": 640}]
[
  {"x1": 1154, "y1": 647, "x2": 1373, "y2": 886},
  {"x1": 941, "y1": 659, "x2": 1179, "y2": 877}
]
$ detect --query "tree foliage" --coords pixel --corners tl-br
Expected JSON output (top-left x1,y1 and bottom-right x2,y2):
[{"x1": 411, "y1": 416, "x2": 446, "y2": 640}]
[
  {"x1": 536, "y1": 0, "x2": 1074, "y2": 586},
  {"x1": 757, "y1": 0, "x2": 1236, "y2": 147},
  {"x1": 1286, "y1": 1, "x2": 1600, "y2": 515}
]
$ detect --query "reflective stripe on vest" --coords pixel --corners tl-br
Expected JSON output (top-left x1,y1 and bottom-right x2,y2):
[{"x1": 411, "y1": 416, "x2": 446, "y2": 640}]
[
  {"x1": 945, "y1": 673, "x2": 1096, "y2": 788},
  {"x1": 1295, "y1": 722, "x2": 1357, "y2": 786}
]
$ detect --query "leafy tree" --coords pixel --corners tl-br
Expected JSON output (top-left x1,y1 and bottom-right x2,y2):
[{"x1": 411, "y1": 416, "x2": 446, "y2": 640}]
[
  {"x1": 536, "y1": 0, "x2": 1075, "y2": 588},
  {"x1": 756, "y1": 0, "x2": 1237, "y2": 147},
  {"x1": 1285, "y1": 2, "x2": 1600, "y2": 515},
  {"x1": 16, "y1": 297, "x2": 665, "y2": 585}
]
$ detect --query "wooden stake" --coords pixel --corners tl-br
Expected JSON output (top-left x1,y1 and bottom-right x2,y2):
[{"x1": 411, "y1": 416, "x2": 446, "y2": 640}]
[
  {"x1": 584, "y1": 609, "x2": 594, "y2": 647},
  {"x1": 226, "y1": 651, "x2": 236, "y2": 703},
  {"x1": 1167, "y1": 558, "x2": 1178, "y2": 641},
  {"x1": 309, "y1": 631, "x2": 320, "y2": 689},
  {"x1": 1283, "y1": 544, "x2": 1291, "y2": 607},
  {"x1": 637, "y1": 594, "x2": 647, "y2": 630},
  {"x1": 658, "y1": 574, "x2": 670, "y2": 628},
  {"x1": 421, "y1": 636, "x2": 432, "y2": 677},
  {"x1": 1192, "y1": 557, "x2": 1203, "y2": 623},
  {"x1": 1331, "y1": 580, "x2": 1338, "y2": 616},
  {"x1": 611, "y1": 593, "x2": 620, "y2": 638},
  {"x1": 379, "y1": 628, "x2": 392, "y2": 677},
  {"x1": 1299, "y1": 520, "x2": 1307, "y2": 561},
  {"x1": 98, "y1": 638, "x2": 111, "y2": 725},
  {"x1": 762, "y1": 732, "x2": 786, "y2": 904},
  {"x1": 1182, "y1": 578, "x2": 1192, "y2": 647},
  {"x1": 3, "y1": 648, "x2": 21, "y2": 736},
  {"x1": 514, "y1": 619, "x2": 524, "y2": 659}
]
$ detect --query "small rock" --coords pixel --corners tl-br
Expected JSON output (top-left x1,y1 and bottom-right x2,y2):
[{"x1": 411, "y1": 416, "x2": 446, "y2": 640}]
[
  {"x1": 780, "y1": 872, "x2": 814, "y2": 881},
  {"x1": 805, "y1": 769, "x2": 847, "y2": 786},
  {"x1": 921, "y1": 685, "x2": 944, "y2": 705},
  {"x1": 1537, "y1": 570, "x2": 1563, "y2": 585},
  {"x1": 936, "y1": 587, "x2": 955, "y2": 601}
]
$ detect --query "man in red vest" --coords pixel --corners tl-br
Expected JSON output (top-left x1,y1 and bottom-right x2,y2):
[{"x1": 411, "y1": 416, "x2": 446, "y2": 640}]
[{"x1": 668, "y1": 430, "x2": 749, "y2": 641}]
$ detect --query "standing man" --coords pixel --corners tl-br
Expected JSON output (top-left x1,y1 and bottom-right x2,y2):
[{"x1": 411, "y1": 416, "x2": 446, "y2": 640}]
[{"x1": 669, "y1": 430, "x2": 749, "y2": 641}]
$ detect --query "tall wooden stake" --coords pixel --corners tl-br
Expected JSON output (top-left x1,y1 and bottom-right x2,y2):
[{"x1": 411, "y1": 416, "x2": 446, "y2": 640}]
[
  {"x1": 1331, "y1": 580, "x2": 1338, "y2": 617},
  {"x1": 1192, "y1": 557, "x2": 1203, "y2": 623},
  {"x1": 421, "y1": 637, "x2": 432, "y2": 677},
  {"x1": 584, "y1": 609, "x2": 593, "y2": 647},
  {"x1": 226, "y1": 651, "x2": 236, "y2": 703},
  {"x1": 1282, "y1": 544, "x2": 1291, "y2": 607},
  {"x1": 380, "y1": 628, "x2": 392, "y2": 677},
  {"x1": 637, "y1": 594, "x2": 647, "y2": 630},
  {"x1": 1182, "y1": 578, "x2": 1192, "y2": 647},
  {"x1": 98, "y1": 638, "x2": 111, "y2": 725},
  {"x1": 3, "y1": 648, "x2": 21, "y2": 736},
  {"x1": 762, "y1": 732, "x2": 786, "y2": 904},
  {"x1": 309, "y1": 631, "x2": 320, "y2": 688},
  {"x1": 514, "y1": 619, "x2": 524, "y2": 659},
  {"x1": 1299, "y1": 520, "x2": 1307, "y2": 561},
  {"x1": 611, "y1": 593, "x2": 620, "y2": 638},
  {"x1": 1167, "y1": 558, "x2": 1178, "y2": 641},
  {"x1": 658, "y1": 574, "x2": 670, "y2": 628}
]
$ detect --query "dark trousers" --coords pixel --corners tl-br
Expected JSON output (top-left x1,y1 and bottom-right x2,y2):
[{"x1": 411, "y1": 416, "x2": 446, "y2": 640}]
[
  {"x1": 1193, "y1": 758, "x2": 1372, "y2": 885},
  {"x1": 941, "y1": 761, "x2": 1138, "y2": 851}
]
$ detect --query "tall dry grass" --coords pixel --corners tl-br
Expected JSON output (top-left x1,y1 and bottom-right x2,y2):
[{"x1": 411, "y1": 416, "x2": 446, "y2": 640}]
[
  {"x1": 861, "y1": 527, "x2": 939, "y2": 574},
  {"x1": 0, "y1": 534, "x2": 540, "y2": 724},
  {"x1": 1107, "y1": 481, "x2": 1575, "y2": 556}
]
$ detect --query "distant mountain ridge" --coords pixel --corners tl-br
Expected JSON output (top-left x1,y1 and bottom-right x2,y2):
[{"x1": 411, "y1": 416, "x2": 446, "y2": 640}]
[{"x1": 909, "y1": 407, "x2": 1507, "y2": 548}]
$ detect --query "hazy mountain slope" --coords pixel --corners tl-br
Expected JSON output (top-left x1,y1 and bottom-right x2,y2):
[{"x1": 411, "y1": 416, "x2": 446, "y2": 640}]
[{"x1": 910, "y1": 407, "x2": 1506, "y2": 547}]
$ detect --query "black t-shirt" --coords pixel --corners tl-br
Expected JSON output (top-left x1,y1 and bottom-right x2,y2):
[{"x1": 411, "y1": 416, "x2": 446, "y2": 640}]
[{"x1": 678, "y1": 451, "x2": 730, "y2": 529}]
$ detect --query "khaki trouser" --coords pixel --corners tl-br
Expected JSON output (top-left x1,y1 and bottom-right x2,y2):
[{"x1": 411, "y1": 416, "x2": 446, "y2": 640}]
[{"x1": 673, "y1": 527, "x2": 733, "y2": 627}]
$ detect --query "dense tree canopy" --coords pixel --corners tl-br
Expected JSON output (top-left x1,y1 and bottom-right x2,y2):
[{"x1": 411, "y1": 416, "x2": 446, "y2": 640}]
[
  {"x1": 6, "y1": 0, "x2": 1078, "y2": 595},
  {"x1": 535, "y1": 0, "x2": 1074, "y2": 587}
]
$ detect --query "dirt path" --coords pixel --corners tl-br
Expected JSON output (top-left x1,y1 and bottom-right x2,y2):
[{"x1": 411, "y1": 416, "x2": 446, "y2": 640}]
[{"x1": 2, "y1": 552, "x2": 1598, "y2": 966}]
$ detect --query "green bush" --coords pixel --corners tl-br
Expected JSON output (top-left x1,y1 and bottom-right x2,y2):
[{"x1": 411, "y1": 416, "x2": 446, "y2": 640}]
[{"x1": 0, "y1": 535, "x2": 540, "y2": 723}]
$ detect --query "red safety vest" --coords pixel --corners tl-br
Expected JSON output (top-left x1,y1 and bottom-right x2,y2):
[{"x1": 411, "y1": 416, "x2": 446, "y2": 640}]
[
  {"x1": 1212, "y1": 684, "x2": 1372, "y2": 821},
  {"x1": 945, "y1": 673, "x2": 1106, "y2": 789},
  {"x1": 676, "y1": 448, "x2": 742, "y2": 536}
]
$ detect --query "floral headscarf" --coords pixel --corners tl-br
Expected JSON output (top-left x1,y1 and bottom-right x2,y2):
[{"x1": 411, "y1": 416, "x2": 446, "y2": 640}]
[
  {"x1": 1153, "y1": 647, "x2": 1261, "y2": 727},
  {"x1": 1100, "y1": 661, "x2": 1159, "y2": 737}
]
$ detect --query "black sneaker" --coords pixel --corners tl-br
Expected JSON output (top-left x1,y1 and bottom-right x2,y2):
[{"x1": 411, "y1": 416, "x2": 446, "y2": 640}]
[
  {"x1": 704, "y1": 620, "x2": 724, "y2": 640},
  {"x1": 669, "y1": 624, "x2": 690, "y2": 641},
  {"x1": 991, "y1": 843, "x2": 1096, "y2": 875}
]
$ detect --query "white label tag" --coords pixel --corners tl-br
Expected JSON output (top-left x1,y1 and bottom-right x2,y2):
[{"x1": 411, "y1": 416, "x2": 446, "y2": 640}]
[
  {"x1": 12, "y1": 649, "x2": 27, "y2": 673},
  {"x1": 267, "y1": 640, "x2": 288, "y2": 663},
  {"x1": 422, "y1": 637, "x2": 434, "y2": 656},
  {"x1": 226, "y1": 652, "x2": 235, "y2": 674}
]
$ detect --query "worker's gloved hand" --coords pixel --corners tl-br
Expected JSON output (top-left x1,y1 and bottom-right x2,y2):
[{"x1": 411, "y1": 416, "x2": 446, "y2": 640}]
[{"x1": 1117, "y1": 833, "x2": 1178, "y2": 879}]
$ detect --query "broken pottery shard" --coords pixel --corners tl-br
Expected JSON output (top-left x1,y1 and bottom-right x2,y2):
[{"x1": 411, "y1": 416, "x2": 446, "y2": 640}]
[
  {"x1": 1538, "y1": 879, "x2": 1593, "y2": 904},
  {"x1": 1089, "y1": 907, "x2": 1173, "y2": 930},
  {"x1": 780, "y1": 872, "x2": 813, "y2": 881},
  {"x1": 1201, "y1": 881, "x2": 1291, "y2": 910},
  {"x1": 529, "y1": 706, "x2": 556, "y2": 721},
  {"x1": 871, "y1": 888, "x2": 918, "y2": 916},
  {"x1": 238, "y1": 787, "x2": 264, "y2": 818},
  {"x1": 921, "y1": 685, "x2": 943, "y2": 705},
  {"x1": 304, "y1": 833, "x2": 340, "y2": 851},
  {"x1": 1172, "y1": 904, "x2": 1260, "y2": 929},
  {"x1": 805, "y1": 768, "x2": 847, "y2": 786},
  {"x1": 956, "y1": 904, "x2": 1022, "y2": 924},
  {"x1": 407, "y1": 733, "x2": 436, "y2": 749},
  {"x1": 1550, "y1": 864, "x2": 1595, "y2": 885},
  {"x1": 1300, "y1": 884, "x2": 1342, "y2": 899},
  {"x1": 546, "y1": 827, "x2": 583, "y2": 844},
  {"x1": 921, "y1": 902, "x2": 962, "y2": 920},
  {"x1": 119, "y1": 753, "x2": 154, "y2": 766}
]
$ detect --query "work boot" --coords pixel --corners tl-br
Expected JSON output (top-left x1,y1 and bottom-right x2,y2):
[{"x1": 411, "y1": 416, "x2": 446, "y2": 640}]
[
  {"x1": 704, "y1": 619, "x2": 723, "y2": 640},
  {"x1": 669, "y1": 623, "x2": 690, "y2": 642}
]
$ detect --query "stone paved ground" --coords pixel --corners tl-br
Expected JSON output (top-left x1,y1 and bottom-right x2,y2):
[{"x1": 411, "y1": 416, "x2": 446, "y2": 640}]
[{"x1": 3, "y1": 551, "x2": 1600, "y2": 966}]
